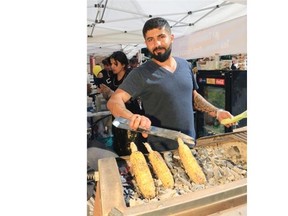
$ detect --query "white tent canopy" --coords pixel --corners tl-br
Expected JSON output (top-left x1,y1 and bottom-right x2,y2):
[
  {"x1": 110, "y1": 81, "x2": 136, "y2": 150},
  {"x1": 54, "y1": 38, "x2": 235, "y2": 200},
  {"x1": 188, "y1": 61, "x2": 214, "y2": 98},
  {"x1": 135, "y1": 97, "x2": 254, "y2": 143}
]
[{"x1": 87, "y1": 0, "x2": 246, "y2": 60}]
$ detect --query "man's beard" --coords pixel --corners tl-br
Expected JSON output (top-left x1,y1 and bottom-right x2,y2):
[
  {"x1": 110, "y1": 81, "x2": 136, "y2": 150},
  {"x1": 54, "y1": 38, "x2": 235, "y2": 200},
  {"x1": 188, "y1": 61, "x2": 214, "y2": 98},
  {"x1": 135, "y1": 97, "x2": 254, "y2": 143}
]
[{"x1": 149, "y1": 44, "x2": 172, "y2": 62}]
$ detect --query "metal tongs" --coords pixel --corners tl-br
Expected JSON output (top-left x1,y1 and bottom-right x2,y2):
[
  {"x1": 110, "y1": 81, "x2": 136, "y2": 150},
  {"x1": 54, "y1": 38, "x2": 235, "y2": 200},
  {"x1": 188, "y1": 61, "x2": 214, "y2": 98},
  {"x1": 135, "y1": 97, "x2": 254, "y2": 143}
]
[{"x1": 112, "y1": 117, "x2": 195, "y2": 146}]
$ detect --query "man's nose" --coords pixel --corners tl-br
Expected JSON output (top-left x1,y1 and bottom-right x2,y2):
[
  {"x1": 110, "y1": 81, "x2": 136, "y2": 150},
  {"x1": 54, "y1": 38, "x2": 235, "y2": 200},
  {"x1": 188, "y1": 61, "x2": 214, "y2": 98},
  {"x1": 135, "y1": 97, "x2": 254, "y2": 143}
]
[{"x1": 153, "y1": 39, "x2": 161, "y2": 47}]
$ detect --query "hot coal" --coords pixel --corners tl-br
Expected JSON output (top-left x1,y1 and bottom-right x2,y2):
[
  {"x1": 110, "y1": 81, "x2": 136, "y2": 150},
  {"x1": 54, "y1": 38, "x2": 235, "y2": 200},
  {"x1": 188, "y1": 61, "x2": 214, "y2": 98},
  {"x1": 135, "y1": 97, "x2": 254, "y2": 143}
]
[{"x1": 117, "y1": 141, "x2": 247, "y2": 207}]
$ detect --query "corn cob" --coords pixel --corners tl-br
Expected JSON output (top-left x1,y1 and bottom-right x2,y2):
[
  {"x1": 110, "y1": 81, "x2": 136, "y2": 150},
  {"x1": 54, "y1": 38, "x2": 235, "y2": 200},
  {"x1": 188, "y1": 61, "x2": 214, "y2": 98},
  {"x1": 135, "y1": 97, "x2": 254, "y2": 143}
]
[
  {"x1": 177, "y1": 138, "x2": 207, "y2": 184},
  {"x1": 129, "y1": 142, "x2": 156, "y2": 199},
  {"x1": 143, "y1": 142, "x2": 174, "y2": 189},
  {"x1": 220, "y1": 110, "x2": 247, "y2": 125}
]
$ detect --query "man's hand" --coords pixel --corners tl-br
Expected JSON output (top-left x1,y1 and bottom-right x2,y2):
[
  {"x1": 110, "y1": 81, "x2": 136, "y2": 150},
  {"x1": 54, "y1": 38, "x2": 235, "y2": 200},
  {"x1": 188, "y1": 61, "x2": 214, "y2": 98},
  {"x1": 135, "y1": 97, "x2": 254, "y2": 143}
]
[
  {"x1": 216, "y1": 109, "x2": 236, "y2": 128},
  {"x1": 99, "y1": 83, "x2": 111, "y2": 93},
  {"x1": 129, "y1": 114, "x2": 151, "y2": 138},
  {"x1": 99, "y1": 84, "x2": 113, "y2": 100}
]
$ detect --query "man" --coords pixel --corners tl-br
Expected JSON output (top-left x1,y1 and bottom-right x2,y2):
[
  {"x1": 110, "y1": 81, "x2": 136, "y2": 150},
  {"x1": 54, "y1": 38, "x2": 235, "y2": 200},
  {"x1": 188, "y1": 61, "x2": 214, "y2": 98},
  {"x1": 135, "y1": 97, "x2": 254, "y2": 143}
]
[{"x1": 107, "y1": 17, "x2": 234, "y2": 151}]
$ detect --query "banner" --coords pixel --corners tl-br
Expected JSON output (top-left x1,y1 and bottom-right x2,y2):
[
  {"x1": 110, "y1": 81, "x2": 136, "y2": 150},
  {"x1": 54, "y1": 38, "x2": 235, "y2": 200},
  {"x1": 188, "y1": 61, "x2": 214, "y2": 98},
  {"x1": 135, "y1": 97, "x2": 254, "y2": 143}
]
[{"x1": 172, "y1": 16, "x2": 247, "y2": 59}]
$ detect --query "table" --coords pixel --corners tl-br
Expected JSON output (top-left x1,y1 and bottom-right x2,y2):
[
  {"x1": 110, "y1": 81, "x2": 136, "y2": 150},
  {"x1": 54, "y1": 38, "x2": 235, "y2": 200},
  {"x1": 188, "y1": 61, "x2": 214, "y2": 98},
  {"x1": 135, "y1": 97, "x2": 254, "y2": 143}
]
[
  {"x1": 89, "y1": 89, "x2": 100, "y2": 103},
  {"x1": 87, "y1": 111, "x2": 112, "y2": 141}
]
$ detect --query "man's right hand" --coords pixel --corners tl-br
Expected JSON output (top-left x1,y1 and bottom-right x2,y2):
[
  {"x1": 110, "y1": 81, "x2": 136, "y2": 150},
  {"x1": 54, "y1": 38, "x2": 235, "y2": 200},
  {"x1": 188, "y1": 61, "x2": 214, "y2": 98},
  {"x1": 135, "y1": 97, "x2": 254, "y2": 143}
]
[{"x1": 129, "y1": 114, "x2": 151, "y2": 138}]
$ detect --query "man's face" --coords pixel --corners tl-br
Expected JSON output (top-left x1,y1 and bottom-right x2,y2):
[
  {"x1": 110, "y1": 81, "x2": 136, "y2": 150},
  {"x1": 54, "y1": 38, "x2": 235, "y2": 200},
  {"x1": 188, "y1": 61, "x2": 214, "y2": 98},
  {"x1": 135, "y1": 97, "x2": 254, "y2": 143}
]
[{"x1": 144, "y1": 27, "x2": 174, "y2": 62}]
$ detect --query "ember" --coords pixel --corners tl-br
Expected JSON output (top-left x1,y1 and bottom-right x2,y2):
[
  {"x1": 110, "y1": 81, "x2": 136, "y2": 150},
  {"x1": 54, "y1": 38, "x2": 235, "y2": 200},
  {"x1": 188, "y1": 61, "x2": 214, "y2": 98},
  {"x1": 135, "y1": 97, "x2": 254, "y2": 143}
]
[
  {"x1": 94, "y1": 131, "x2": 247, "y2": 216},
  {"x1": 117, "y1": 141, "x2": 247, "y2": 207},
  {"x1": 116, "y1": 158, "x2": 135, "y2": 206}
]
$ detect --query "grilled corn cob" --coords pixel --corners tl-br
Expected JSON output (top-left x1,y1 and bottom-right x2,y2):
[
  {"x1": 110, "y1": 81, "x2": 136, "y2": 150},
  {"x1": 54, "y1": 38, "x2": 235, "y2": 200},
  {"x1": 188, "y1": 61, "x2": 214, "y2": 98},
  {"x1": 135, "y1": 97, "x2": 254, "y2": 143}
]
[
  {"x1": 177, "y1": 138, "x2": 207, "y2": 184},
  {"x1": 129, "y1": 142, "x2": 156, "y2": 199},
  {"x1": 220, "y1": 110, "x2": 247, "y2": 125},
  {"x1": 143, "y1": 142, "x2": 174, "y2": 189}
]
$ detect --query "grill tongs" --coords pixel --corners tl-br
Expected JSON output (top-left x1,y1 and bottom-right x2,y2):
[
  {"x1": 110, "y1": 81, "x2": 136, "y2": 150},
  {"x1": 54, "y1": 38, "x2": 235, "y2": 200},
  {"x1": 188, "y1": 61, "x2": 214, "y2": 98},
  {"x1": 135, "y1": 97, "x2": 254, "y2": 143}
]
[{"x1": 112, "y1": 117, "x2": 195, "y2": 146}]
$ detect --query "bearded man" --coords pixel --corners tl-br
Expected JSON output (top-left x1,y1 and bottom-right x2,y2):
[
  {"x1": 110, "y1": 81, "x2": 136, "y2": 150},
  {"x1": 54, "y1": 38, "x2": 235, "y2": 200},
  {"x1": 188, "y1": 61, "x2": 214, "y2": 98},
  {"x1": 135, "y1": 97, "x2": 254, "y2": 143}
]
[{"x1": 107, "y1": 17, "x2": 234, "y2": 151}]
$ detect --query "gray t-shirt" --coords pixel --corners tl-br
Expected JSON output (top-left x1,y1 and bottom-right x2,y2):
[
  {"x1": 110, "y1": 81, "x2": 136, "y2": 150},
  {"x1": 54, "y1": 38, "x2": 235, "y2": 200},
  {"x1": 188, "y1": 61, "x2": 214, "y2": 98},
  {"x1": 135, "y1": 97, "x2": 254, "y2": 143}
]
[{"x1": 119, "y1": 57, "x2": 198, "y2": 150}]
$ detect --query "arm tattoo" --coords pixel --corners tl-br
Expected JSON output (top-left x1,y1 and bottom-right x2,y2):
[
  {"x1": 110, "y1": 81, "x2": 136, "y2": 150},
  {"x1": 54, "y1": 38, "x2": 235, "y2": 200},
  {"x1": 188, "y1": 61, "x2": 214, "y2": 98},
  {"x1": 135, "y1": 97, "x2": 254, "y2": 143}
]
[{"x1": 194, "y1": 93, "x2": 218, "y2": 117}]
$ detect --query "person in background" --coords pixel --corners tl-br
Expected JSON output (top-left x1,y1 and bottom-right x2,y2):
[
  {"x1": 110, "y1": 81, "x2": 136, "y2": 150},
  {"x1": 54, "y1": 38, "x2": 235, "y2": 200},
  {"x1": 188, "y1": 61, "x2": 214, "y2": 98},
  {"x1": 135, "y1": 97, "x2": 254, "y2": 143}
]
[
  {"x1": 107, "y1": 17, "x2": 235, "y2": 152},
  {"x1": 99, "y1": 51, "x2": 145, "y2": 156},
  {"x1": 98, "y1": 51, "x2": 129, "y2": 100},
  {"x1": 87, "y1": 67, "x2": 94, "y2": 97},
  {"x1": 94, "y1": 58, "x2": 113, "y2": 88},
  {"x1": 129, "y1": 56, "x2": 139, "y2": 70},
  {"x1": 231, "y1": 56, "x2": 239, "y2": 70},
  {"x1": 92, "y1": 64, "x2": 102, "y2": 84},
  {"x1": 90, "y1": 59, "x2": 114, "y2": 150}
]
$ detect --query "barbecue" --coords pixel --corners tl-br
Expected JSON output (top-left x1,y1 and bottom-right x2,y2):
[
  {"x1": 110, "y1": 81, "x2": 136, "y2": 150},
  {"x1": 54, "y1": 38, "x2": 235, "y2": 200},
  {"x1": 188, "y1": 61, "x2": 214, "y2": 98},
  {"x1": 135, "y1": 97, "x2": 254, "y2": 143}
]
[{"x1": 94, "y1": 130, "x2": 247, "y2": 216}]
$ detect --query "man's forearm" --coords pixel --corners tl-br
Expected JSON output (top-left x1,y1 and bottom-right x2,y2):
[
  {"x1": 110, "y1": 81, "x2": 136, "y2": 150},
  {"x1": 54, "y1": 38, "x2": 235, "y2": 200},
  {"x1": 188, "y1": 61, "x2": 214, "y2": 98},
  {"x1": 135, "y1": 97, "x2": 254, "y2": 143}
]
[
  {"x1": 193, "y1": 92, "x2": 219, "y2": 118},
  {"x1": 107, "y1": 96, "x2": 134, "y2": 119}
]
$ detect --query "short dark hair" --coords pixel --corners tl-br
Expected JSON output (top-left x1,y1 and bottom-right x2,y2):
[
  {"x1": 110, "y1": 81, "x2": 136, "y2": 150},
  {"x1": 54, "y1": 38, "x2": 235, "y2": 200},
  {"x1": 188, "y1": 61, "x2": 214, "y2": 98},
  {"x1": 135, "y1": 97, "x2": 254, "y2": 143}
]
[
  {"x1": 102, "y1": 58, "x2": 110, "y2": 66},
  {"x1": 142, "y1": 17, "x2": 171, "y2": 38}
]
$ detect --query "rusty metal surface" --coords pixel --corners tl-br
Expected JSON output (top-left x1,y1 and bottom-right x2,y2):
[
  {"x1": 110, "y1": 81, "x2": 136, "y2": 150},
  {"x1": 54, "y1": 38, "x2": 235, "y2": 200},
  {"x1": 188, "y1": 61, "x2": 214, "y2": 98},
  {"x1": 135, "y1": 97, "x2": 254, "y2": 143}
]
[{"x1": 196, "y1": 130, "x2": 247, "y2": 146}]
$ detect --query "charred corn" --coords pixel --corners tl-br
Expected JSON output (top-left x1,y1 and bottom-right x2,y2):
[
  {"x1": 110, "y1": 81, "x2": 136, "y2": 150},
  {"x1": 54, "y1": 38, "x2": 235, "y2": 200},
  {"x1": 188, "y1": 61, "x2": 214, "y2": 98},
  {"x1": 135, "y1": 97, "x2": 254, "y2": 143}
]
[
  {"x1": 177, "y1": 138, "x2": 207, "y2": 184},
  {"x1": 130, "y1": 142, "x2": 156, "y2": 199},
  {"x1": 143, "y1": 142, "x2": 174, "y2": 189}
]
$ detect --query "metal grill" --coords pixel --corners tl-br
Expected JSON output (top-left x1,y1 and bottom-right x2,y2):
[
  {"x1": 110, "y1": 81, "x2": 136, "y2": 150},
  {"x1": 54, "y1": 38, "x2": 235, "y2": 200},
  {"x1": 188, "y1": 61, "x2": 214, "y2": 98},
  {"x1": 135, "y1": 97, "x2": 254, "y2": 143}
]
[{"x1": 94, "y1": 130, "x2": 247, "y2": 216}]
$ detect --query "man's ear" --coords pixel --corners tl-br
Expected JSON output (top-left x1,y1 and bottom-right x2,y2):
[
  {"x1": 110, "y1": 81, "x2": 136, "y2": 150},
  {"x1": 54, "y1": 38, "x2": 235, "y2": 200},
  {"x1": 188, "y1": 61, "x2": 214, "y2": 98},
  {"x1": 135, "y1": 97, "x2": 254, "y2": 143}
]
[{"x1": 170, "y1": 34, "x2": 175, "y2": 43}]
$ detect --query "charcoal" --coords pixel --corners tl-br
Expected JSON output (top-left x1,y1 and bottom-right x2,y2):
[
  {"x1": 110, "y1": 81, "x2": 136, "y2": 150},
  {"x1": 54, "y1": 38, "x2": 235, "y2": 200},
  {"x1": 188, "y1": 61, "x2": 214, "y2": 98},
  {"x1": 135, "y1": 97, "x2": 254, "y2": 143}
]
[{"x1": 117, "y1": 141, "x2": 247, "y2": 207}]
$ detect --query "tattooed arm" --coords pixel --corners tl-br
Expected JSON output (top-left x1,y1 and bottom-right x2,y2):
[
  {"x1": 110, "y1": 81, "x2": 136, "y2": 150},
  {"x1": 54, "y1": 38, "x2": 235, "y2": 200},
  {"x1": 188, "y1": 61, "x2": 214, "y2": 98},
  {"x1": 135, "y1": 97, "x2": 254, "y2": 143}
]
[
  {"x1": 193, "y1": 90, "x2": 234, "y2": 127},
  {"x1": 193, "y1": 90, "x2": 218, "y2": 117}
]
